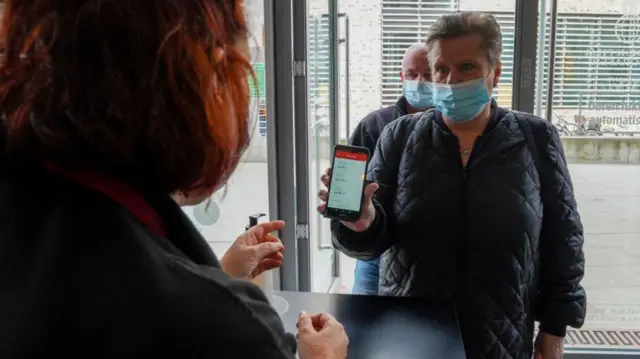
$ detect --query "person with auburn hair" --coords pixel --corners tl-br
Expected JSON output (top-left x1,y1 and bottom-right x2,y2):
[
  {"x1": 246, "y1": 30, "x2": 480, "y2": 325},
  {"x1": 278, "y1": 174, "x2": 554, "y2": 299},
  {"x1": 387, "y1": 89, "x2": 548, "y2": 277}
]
[{"x1": 0, "y1": 1, "x2": 347, "y2": 358}]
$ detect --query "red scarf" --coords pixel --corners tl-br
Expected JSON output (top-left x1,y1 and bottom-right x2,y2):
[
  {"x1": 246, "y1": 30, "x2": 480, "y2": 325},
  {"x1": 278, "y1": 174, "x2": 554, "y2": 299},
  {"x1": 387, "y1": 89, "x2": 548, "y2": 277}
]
[{"x1": 46, "y1": 162, "x2": 168, "y2": 239}]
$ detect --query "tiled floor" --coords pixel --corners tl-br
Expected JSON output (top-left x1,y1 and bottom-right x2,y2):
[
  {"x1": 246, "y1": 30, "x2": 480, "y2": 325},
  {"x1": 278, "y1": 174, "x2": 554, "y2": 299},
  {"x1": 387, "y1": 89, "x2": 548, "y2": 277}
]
[{"x1": 184, "y1": 162, "x2": 640, "y2": 333}]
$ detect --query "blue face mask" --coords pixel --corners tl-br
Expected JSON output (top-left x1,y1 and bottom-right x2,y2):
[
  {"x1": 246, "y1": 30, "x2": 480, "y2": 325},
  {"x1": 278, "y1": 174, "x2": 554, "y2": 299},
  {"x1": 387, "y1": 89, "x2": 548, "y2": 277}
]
[
  {"x1": 430, "y1": 78, "x2": 491, "y2": 123},
  {"x1": 402, "y1": 80, "x2": 433, "y2": 109}
]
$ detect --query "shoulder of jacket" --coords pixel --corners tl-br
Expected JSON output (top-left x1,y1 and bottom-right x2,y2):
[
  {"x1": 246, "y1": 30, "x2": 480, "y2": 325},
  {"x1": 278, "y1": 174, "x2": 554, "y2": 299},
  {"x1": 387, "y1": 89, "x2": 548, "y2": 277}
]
[
  {"x1": 507, "y1": 110, "x2": 555, "y2": 134},
  {"x1": 162, "y1": 254, "x2": 296, "y2": 355},
  {"x1": 388, "y1": 109, "x2": 434, "y2": 133},
  {"x1": 366, "y1": 105, "x2": 394, "y2": 119}
]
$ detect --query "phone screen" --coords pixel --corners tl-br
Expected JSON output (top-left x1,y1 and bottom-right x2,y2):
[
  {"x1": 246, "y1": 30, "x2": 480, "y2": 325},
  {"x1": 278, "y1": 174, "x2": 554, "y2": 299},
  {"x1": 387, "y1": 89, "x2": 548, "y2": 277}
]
[{"x1": 326, "y1": 149, "x2": 368, "y2": 218}]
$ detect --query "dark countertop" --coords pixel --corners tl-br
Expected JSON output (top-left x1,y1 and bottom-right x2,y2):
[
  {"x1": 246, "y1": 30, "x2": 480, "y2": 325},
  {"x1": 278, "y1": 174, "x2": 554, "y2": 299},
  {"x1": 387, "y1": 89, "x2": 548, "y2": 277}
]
[{"x1": 276, "y1": 291, "x2": 466, "y2": 359}]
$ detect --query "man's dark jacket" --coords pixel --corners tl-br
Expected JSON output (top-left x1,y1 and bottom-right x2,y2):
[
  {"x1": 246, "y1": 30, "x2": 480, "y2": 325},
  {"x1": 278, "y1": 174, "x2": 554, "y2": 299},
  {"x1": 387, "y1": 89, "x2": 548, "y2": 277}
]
[
  {"x1": 332, "y1": 104, "x2": 587, "y2": 359},
  {"x1": 0, "y1": 165, "x2": 297, "y2": 358},
  {"x1": 349, "y1": 97, "x2": 411, "y2": 150}
]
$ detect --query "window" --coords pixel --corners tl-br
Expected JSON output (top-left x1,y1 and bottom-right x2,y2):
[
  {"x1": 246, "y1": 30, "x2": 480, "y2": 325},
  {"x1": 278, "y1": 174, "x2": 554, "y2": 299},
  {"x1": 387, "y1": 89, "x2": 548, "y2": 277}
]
[
  {"x1": 380, "y1": 0, "x2": 515, "y2": 108},
  {"x1": 538, "y1": 13, "x2": 640, "y2": 111}
]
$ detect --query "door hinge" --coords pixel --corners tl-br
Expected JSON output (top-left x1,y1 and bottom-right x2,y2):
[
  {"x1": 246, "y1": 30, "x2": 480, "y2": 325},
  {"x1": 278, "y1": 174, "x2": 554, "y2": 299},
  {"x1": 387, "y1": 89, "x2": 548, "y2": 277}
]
[
  {"x1": 293, "y1": 61, "x2": 306, "y2": 77},
  {"x1": 295, "y1": 223, "x2": 309, "y2": 239}
]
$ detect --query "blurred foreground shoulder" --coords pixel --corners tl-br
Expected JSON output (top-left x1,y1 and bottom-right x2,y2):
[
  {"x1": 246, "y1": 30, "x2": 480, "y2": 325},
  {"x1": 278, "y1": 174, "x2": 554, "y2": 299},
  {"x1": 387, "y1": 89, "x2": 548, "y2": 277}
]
[{"x1": 165, "y1": 254, "x2": 298, "y2": 358}]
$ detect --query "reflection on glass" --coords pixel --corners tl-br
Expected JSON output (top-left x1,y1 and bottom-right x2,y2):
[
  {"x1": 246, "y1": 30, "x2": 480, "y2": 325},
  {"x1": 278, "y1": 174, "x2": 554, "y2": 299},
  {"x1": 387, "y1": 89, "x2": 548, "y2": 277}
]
[{"x1": 536, "y1": 0, "x2": 640, "y2": 137}]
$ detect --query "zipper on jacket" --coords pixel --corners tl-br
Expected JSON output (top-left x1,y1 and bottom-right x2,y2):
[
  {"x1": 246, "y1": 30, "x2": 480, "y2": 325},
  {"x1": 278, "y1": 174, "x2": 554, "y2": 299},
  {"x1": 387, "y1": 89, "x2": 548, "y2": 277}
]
[
  {"x1": 456, "y1": 136, "x2": 482, "y2": 311},
  {"x1": 456, "y1": 163, "x2": 469, "y2": 315}
]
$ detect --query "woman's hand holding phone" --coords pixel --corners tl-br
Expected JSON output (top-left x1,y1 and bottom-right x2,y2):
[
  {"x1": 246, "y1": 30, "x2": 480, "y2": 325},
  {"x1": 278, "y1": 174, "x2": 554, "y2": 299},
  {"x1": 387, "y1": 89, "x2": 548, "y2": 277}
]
[{"x1": 317, "y1": 167, "x2": 379, "y2": 232}]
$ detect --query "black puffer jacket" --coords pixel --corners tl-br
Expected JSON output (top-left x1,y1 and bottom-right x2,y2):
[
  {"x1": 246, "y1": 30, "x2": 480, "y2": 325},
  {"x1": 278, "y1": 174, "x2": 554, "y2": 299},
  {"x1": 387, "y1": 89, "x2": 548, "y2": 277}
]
[{"x1": 332, "y1": 105, "x2": 586, "y2": 359}]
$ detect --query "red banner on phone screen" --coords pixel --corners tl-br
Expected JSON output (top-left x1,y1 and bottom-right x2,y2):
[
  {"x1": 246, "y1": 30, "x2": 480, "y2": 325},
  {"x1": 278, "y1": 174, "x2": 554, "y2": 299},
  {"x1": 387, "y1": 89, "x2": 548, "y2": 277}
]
[{"x1": 335, "y1": 151, "x2": 367, "y2": 161}]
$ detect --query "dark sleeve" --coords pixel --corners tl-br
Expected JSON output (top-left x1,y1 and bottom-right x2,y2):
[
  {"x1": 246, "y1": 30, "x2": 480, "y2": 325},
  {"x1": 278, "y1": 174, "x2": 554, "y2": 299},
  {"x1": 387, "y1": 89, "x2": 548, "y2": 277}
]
[
  {"x1": 348, "y1": 115, "x2": 378, "y2": 152},
  {"x1": 201, "y1": 269, "x2": 297, "y2": 358},
  {"x1": 535, "y1": 124, "x2": 587, "y2": 337},
  {"x1": 331, "y1": 117, "x2": 407, "y2": 260},
  {"x1": 226, "y1": 279, "x2": 297, "y2": 357}
]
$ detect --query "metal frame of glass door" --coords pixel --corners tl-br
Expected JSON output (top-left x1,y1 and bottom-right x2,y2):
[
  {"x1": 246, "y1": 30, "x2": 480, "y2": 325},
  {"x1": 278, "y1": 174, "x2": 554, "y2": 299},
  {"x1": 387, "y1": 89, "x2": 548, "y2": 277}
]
[
  {"x1": 264, "y1": 0, "x2": 298, "y2": 291},
  {"x1": 327, "y1": 0, "x2": 341, "y2": 284},
  {"x1": 295, "y1": 0, "x2": 344, "y2": 292},
  {"x1": 292, "y1": 0, "x2": 312, "y2": 292},
  {"x1": 293, "y1": 0, "x2": 342, "y2": 292},
  {"x1": 512, "y1": 0, "x2": 539, "y2": 113},
  {"x1": 264, "y1": 0, "x2": 341, "y2": 292}
]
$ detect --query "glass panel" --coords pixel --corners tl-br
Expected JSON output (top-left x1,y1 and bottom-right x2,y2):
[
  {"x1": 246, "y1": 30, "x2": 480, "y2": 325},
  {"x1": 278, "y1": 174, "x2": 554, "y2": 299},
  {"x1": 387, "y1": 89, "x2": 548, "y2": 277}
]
[
  {"x1": 332, "y1": 0, "x2": 519, "y2": 294},
  {"x1": 182, "y1": 0, "x2": 271, "y2": 259},
  {"x1": 338, "y1": 12, "x2": 350, "y2": 142},
  {"x1": 379, "y1": 0, "x2": 516, "y2": 109},
  {"x1": 308, "y1": 1, "x2": 338, "y2": 293},
  {"x1": 535, "y1": 0, "x2": 640, "y2": 351}
]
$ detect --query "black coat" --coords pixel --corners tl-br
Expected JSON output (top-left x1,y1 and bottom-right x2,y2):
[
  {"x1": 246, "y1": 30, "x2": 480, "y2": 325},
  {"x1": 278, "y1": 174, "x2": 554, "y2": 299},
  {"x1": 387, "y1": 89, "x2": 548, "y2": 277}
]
[
  {"x1": 0, "y1": 166, "x2": 297, "y2": 358},
  {"x1": 349, "y1": 96, "x2": 410, "y2": 151},
  {"x1": 332, "y1": 105, "x2": 587, "y2": 359}
]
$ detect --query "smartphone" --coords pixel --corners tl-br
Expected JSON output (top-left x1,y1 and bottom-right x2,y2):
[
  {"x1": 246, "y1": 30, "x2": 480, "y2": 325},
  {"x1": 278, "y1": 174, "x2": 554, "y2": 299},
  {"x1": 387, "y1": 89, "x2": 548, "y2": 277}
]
[{"x1": 323, "y1": 144, "x2": 370, "y2": 222}]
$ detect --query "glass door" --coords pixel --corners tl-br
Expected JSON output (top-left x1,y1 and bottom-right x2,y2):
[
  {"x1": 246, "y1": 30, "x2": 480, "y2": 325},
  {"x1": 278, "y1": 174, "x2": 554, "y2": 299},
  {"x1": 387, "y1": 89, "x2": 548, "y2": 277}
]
[{"x1": 305, "y1": 0, "x2": 343, "y2": 292}]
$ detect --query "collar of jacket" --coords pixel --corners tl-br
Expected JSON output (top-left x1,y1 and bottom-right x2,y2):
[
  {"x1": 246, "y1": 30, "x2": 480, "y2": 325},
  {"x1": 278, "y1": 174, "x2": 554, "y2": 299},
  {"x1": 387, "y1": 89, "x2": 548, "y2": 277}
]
[
  {"x1": 46, "y1": 162, "x2": 168, "y2": 239},
  {"x1": 395, "y1": 96, "x2": 410, "y2": 116},
  {"x1": 427, "y1": 99, "x2": 527, "y2": 168}
]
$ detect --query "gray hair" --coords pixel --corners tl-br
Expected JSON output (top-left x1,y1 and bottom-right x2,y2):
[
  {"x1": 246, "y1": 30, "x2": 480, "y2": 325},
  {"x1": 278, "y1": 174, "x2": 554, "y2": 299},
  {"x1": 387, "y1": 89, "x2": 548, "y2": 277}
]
[
  {"x1": 403, "y1": 42, "x2": 428, "y2": 60},
  {"x1": 401, "y1": 42, "x2": 428, "y2": 71},
  {"x1": 425, "y1": 12, "x2": 503, "y2": 67}
]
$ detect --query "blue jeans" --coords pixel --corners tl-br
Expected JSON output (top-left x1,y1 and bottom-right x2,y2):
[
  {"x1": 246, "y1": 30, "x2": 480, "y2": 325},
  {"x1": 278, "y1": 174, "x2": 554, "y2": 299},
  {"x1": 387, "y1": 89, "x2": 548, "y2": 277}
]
[{"x1": 352, "y1": 258, "x2": 380, "y2": 295}]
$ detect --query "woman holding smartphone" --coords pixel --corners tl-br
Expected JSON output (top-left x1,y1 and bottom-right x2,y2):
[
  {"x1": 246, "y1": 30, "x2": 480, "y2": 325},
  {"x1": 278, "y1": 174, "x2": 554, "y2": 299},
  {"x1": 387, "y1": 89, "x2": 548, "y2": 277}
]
[
  {"x1": 0, "y1": 1, "x2": 347, "y2": 358},
  {"x1": 318, "y1": 12, "x2": 585, "y2": 359}
]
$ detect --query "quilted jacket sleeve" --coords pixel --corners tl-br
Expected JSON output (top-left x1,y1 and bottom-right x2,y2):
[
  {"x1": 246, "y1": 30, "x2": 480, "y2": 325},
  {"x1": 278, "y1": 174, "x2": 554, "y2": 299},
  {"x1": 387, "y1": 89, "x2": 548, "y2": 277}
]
[
  {"x1": 535, "y1": 123, "x2": 587, "y2": 337},
  {"x1": 331, "y1": 116, "x2": 410, "y2": 260}
]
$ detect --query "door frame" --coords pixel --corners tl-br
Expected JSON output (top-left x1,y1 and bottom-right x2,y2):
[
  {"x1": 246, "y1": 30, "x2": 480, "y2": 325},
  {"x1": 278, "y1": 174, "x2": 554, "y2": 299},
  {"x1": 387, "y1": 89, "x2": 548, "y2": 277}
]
[
  {"x1": 265, "y1": 0, "x2": 342, "y2": 292},
  {"x1": 264, "y1": 0, "x2": 298, "y2": 291},
  {"x1": 512, "y1": 0, "x2": 539, "y2": 113},
  {"x1": 291, "y1": 0, "x2": 342, "y2": 292}
]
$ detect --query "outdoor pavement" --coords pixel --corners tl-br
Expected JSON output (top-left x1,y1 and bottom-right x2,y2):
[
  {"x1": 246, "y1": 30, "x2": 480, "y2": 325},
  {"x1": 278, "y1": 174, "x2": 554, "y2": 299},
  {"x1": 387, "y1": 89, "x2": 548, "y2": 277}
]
[{"x1": 185, "y1": 161, "x2": 640, "y2": 332}]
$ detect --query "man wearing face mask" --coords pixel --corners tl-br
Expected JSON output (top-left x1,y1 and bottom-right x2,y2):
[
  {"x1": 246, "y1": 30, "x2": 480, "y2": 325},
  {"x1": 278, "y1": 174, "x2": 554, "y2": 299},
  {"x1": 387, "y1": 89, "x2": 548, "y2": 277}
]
[
  {"x1": 319, "y1": 12, "x2": 586, "y2": 359},
  {"x1": 348, "y1": 43, "x2": 432, "y2": 295}
]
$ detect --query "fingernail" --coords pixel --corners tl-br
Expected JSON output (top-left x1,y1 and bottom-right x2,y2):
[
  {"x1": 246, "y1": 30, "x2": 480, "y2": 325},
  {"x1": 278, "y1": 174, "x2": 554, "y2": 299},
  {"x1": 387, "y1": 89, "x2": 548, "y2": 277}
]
[{"x1": 298, "y1": 311, "x2": 307, "y2": 319}]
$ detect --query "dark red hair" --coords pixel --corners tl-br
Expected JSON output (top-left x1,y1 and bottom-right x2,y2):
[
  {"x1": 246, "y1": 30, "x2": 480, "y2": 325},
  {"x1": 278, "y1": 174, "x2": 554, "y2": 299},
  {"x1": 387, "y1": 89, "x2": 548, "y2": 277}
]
[{"x1": 0, "y1": 0, "x2": 253, "y2": 194}]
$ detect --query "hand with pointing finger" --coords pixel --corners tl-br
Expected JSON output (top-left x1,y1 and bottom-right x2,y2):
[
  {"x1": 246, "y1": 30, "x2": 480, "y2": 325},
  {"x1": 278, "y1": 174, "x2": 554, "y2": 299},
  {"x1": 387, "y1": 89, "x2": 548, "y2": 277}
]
[
  {"x1": 316, "y1": 167, "x2": 379, "y2": 232},
  {"x1": 220, "y1": 220, "x2": 286, "y2": 281}
]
